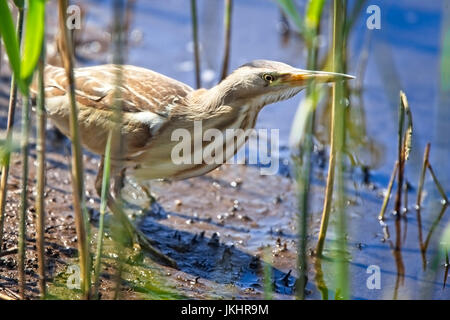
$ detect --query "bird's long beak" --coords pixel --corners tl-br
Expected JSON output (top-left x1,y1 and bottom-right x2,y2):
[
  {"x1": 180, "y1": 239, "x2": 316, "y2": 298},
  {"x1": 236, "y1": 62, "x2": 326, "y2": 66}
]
[{"x1": 280, "y1": 69, "x2": 355, "y2": 86}]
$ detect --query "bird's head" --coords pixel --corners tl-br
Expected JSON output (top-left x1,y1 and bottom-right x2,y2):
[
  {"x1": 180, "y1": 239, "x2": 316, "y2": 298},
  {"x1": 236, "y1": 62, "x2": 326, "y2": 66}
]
[{"x1": 220, "y1": 60, "x2": 354, "y2": 108}]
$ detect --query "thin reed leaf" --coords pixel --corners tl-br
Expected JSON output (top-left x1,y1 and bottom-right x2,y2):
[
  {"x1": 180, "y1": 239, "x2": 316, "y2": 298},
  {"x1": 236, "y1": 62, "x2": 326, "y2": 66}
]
[
  {"x1": 0, "y1": 1, "x2": 26, "y2": 93},
  {"x1": 378, "y1": 161, "x2": 399, "y2": 220},
  {"x1": 416, "y1": 143, "x2": 430, "y2": 208},
  {"x1": 20, "y1": 0, "x2": 46, "y2": 84},
  {"x1": 305, "y1": 0, "x2": 325, "y2": 33},
  {"x1": 93, "y1": 131, "x2": 113, "y2": 299},
  {"x1": 0, "y1": 8, "x2": 24, "y2": 253},
  {"x1": 276, "y1": 0, "x2": 303, "y2": 33}
]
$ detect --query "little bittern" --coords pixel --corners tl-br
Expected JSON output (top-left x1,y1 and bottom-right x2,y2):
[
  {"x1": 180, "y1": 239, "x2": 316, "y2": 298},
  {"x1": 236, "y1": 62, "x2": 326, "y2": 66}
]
[{"x1": 32, "y1": 60, "x2": 353, "y2": 267}]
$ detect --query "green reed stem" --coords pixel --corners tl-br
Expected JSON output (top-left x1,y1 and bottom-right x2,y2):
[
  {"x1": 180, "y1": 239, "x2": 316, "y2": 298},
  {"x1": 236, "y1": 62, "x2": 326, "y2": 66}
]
[
  {"x1": 378, "y1": 161, "x2": 399, "y2": 220},
  {"x1": 190, "y1": 0, "x2": 201, "y2": 88},
  {"x1": 332, "y1": 0, "x2": 349, "y2": 300},
  {"x1": 296, "y1": 0, "x2": 326, "y2": 300},
  {"x1": 111, "y1": 0, "x2": 126, "y2": 299},
  {"x1": 262, "y1": 247, "x2": 273, "y2": 300},
  {"x1": 18, "y1": 91, "x2": 30, "y2": 300},
  {"x1": 35, "y1": 45, "x2": 47, "y2": 299},
  {"x1": 0, "y1": 8, "x2": 24, "y2": 253},
  {"x1": 220, "y1": 0, "x2": 233, "y2": 81},
  {"x1": 93, "y1": 131, "x2": 112, "y2": 299},
  {"x1": 58, "y1": 0, "x2": 91, "y2": 299}
]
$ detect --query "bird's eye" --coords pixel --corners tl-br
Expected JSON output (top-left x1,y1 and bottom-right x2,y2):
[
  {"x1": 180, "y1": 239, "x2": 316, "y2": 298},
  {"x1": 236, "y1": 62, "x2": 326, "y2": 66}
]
[{"x1": 263, "y1": 74, "x2": 274, "y2": 82}]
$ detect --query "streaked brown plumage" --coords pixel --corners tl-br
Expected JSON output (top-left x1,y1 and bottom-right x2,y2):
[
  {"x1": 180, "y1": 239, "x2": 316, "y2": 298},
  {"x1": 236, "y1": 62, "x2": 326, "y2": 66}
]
[{"x1": 31, "y1": 60, "x2": 353, "y2": 266}]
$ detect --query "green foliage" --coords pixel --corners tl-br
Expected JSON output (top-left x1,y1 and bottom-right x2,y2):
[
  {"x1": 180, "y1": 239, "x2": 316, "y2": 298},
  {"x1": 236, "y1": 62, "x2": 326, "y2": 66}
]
[
  {"x1": 21, "y1": 0, "x2": 46, "y2": 84},
  {"x1": 0, "y1": 0, "x2": 46, "y2": 93},
  {"x1": 13, "y1": 0, "x2": 24, "y2": 8},
  {"x1": 0, "y1": 139, "x2": 19, "y2": 167},
  {"x1": 0, "y1": 0, "x2": 25, "y2": 93},
  {"x1": 305, "y1": 0, "x2": 325, "y2": 31},
  {"x1": 443, "y1": 223, "x2": 450, "y2": 252},
  {"x1": 276, "y1": 0, "x2": 303, "y2": 32},
  {"x1": 0, "y1": 142, "x2": 10, "y2": 167}
]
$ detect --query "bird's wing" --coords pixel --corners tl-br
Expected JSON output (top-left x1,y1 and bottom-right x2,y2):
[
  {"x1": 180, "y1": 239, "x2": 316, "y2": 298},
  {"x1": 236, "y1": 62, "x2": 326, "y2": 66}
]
[{"x1": 40, "y1": 64, "x2": 193, "y2": 117}]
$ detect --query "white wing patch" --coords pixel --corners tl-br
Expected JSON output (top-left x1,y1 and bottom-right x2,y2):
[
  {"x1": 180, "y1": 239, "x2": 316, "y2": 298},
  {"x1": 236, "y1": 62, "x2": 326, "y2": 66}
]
[{"x1": 129, "y1": 111, "x2": 166, "y2": 135}]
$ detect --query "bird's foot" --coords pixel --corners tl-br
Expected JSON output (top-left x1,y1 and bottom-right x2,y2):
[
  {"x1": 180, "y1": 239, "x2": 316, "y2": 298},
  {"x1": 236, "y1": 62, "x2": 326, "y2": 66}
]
[
  {"x1": 112, "y1": 204, "x2": 177, "y2": 269},
  {"x1": 140, "y1": 184, "x2": 157, "y2": 205},
  {"x1": 132, "y1": 228, "x2": 178, "y2": 269}
]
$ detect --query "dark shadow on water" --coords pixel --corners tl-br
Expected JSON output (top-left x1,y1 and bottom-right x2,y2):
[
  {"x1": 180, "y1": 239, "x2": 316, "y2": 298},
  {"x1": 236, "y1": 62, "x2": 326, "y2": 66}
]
[{"x1": 138, "y1": 206, "x2": 297, "y2": 296}]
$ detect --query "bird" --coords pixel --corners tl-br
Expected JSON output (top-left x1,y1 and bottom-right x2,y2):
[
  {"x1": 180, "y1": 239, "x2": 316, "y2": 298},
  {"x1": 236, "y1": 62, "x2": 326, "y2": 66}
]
[{"x1": 32, "y1": 60, "x2": 354, "y2": 267}]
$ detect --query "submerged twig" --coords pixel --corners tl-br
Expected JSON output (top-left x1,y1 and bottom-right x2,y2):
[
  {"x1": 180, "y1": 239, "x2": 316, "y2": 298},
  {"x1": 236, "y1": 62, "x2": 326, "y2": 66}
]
[
  {"x1": 444, "y1": 250, "x2": 449, "y2": 289},
  {"x1": 427, "y1": 164, "x2": 449, "y2": 204}
]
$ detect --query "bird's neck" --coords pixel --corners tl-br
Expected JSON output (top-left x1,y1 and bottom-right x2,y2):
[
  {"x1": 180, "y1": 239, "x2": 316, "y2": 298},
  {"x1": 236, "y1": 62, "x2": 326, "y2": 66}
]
[{"x1": 186, "y1": 79, "x2": 263, "y2": 120}]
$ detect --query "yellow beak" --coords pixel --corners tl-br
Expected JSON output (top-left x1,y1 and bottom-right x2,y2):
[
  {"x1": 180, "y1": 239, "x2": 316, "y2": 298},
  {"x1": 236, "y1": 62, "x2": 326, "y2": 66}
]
[{"x1": 281, "y1": 70, "x2": 355, "y2": 86}]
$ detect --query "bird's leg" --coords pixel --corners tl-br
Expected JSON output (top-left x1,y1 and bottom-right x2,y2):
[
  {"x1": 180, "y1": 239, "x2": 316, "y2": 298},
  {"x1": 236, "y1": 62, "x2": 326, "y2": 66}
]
[
  {"x1": 95, "y1": 158, "x2": 177, "y2": 268},
  {"x1": 139, "y1": 183, "x2": 157, "y2": 205}
]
